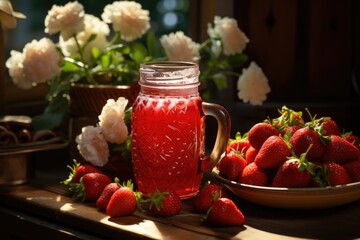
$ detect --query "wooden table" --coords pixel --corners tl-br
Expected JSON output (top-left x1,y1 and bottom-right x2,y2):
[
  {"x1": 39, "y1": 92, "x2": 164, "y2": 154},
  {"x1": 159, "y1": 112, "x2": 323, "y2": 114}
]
[{"x1": 0, "y1": 165, "x2": 360, "y2": 240}]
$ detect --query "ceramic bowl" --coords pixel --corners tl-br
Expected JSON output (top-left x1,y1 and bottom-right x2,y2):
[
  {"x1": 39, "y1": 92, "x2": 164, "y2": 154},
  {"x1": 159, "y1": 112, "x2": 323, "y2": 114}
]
[{"x1": 212, "y1": 166, "x2": 360, "y2": 209}]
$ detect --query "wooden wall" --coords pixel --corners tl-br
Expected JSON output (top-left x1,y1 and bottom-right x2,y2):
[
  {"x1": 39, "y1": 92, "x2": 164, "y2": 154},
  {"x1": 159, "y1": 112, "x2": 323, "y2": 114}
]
[{"x1": 218, "y1": 0, "x2": 360, "y2": 136}]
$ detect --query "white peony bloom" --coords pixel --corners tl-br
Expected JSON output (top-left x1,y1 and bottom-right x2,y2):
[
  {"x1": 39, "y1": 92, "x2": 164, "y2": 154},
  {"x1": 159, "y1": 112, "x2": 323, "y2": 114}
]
[
  {"x1": 45, "y1": 1, "x2": 85, "y2": 41},
  {"x1": 212, "y1": 16, "x2": 249, "y2": 56},
  {"x1": 76, "y1": 126, "x2": 109, "y2": 167},
  {"x1": 237, "y1": 62, "x2": 271, "y2": 106},
  {"x1": 98, "y1": 97, "x2": 129, "y2": 144},
  {"x1": 6, "y1": 38, "x2": 60, "y2": 89},
  {"x1": 160, "y1": 31, "x2": 200, "y2": 62},
  {"x1": 5, "y1": 50, "x2": 31, "y2": 89},
  {"x1": 101, "y1": 1, "x2": 150, "y2": 42},
  {"x1": 59, "y1": 14, "x2": 110, "y2": 63}
]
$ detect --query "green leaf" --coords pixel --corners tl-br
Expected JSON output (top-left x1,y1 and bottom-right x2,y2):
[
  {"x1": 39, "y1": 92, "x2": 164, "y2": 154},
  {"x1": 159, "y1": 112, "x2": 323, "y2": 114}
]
[
  {"x1": 100, "y1": 53, "x2": 111, "y2": 69},
  {"x1": 61, "y1": 60, "x2": 81, "y2": 73},
  {"x1": 131, "y1": 42, "x2": 148, "y2": 64},
  {"x1": 91, "y1": 47, "x2": 101, "y2": 60},
  {"x1": 146, "y1": 32, "x2": 155, "y2": 57},
  {"x1": 212, "y1": 73, "x2": 228, "y2": 90}
]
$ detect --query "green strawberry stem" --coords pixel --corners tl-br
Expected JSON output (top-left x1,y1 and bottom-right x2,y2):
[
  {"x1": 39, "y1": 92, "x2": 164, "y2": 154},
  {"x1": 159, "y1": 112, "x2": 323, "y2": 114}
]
[{"x1": 61, "y1": 159, "x2": 80, "y2": 186}]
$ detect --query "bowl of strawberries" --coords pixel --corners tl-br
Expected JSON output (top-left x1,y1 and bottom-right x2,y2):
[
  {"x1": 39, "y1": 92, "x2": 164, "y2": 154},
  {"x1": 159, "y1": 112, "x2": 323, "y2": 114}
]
[{"x1": 212, "y1": 106, "x2": 360, "y2": 209}]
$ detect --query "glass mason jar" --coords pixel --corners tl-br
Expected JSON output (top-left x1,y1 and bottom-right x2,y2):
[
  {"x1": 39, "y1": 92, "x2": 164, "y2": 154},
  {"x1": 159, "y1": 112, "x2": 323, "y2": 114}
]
[{"x1": 131, "y1": 61, "x2": 230, "y2": 199}]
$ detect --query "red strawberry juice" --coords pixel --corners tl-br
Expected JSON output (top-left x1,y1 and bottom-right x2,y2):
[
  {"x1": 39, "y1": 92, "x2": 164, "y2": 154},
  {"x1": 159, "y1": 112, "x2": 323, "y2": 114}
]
[
  {"x1": 131, "y1": 93, "x2": 205, "y2": 199},
  {"x1": 131, "y1": 61, "x2": 230, "y2": 199}
]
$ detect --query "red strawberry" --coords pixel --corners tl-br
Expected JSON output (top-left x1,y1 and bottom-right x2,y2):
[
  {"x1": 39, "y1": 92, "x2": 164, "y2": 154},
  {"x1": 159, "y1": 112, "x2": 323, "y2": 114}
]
[
  {"x1": 205, "y1": 198, "x2": 245, "y2": 227},
  {"x1": 254, "y1": 135, "x2": 291, "y2": 169},
  {"x1": 106, "y1": 181, "x2": 141, "y2": 217},
  {"x1": 245, "y1": 146, "x2": 258, "y2": 164},
  {"x1": 218, "y1": 153, "x2": 247, "y2": 181},
  {"x1": 322, "y1": 135, "x2": 360, "y2": 164},
  {"x1": 320, "y1": 119, "x2": 340, "y2": 136},
  {"x1": 272, "y1": 159, "x2": 312, "y2": 187},
  {"x1": 290, "y1": 127, "x2": 325, "y2": 162},
  {"x1": 281, "y1": 125, "x2": 301, "y2": 137},
  {"x1": 148, "y1": 190, "x2": 182, "y2": 217},
  {"x1": 96, "y1": 179, "x2": 121, "y2": 210},
  {"x1": 193, "y1": 183, "x2": 222, "y2": 213},
  {"x1": 238, "y1": 162, "x2": 268, "y2": 186},
  {"x1": 342, "y1": 132, "x2": 360, "y2": 149},
  {"x1": 62, "y1": 159, "x2": 103, "y2": 185},
  {"x1": 69, "y1": 172, "x2": 111, "y2": 202},
  {"x1": 342, "y1": 158, "x2": 360, "y2": 182},
  {"x1": 271, "y1": 147, "x2": 314, "y2": 188},
  {"x1": 325, "y1": 162, "x2": 352, "y2": 186},
  {"x1": 248, "y1": 122, "x2": 279, "y2": 149},
  {"x1": 226, "y1": 132, "x2": 251, "y2": 156}
]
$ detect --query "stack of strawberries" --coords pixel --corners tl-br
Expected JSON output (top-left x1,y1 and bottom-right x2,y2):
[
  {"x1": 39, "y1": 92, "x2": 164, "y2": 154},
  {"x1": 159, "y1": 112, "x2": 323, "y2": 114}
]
[
  {"x1": 62, "y1": 160, "x2": 245, "y2": 227},
  {"x1": 218, "y1": 106, "x2": 360, "y2": 188}
]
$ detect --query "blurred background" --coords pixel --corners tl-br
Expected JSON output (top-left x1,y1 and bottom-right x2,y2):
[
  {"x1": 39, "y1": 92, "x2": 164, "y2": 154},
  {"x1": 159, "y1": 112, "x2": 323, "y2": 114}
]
[{"x1": 1, "y1": 0, "x2": 359, "y2": 137}]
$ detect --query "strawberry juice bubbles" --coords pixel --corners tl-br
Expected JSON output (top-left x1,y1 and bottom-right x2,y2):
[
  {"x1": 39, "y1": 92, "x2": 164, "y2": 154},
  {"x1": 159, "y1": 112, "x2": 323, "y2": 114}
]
[{"x1": 131, "y1": 61, "x2": 230, "y2": 199}]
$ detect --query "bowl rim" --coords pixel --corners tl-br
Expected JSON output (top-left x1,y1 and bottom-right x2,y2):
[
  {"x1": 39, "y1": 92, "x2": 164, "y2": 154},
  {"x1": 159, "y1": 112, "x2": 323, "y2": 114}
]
[{"x1": 212, "y1": 166, "x2": 360, "y2": 193}]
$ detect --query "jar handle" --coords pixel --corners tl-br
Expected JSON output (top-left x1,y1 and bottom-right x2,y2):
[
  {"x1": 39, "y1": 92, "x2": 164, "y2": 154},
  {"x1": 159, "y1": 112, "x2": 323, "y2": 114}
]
[{"x1": 201, "y1": 102, "x2": 231, "y2": 172}]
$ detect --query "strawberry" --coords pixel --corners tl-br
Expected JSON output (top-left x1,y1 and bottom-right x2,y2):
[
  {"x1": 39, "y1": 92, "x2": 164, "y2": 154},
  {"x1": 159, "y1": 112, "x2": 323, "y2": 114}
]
[
  {"x1": 325, "y1": 162, "x2": 352, "y2": 186},
  {"x1": 148, "y1": 190, "x2": 182, "y2": 217},
  {"x1": 62, "y1": 159, "x2": 103, "y2": 185},
  {"x1": 281, "y1": 125, "x2": 301, "y2": 137},
  {"x1": 69, "y1": 172, "x2": 111, "y2": 202},
  {"x1": 226, "y1": 132, "x2": 250, "y2": 155},
  {"x1": 238, "y1": 162, "x2": 268, "y2": 186},
  {"x1": 248, "y1": 122, "x2": 279, "y2": 149},
  {"x1": 289, "y1": 127, "x2": 326, "y2": 162},
  {"x1": 271, "y1": 147, "x2": 315, "y2": 188},
  {"x1": 254, "y1": 135, "x2": 291, "y2": 169},
  {"x1": 106, "y1": 180, "x2": 142, "y2": 217},
  {"x1": 342, "y1": 132, "x2": 360, "y2": 149},
  {"x1": 96, "y1": 178, "x2": 121, "y2": 210},
  {"x1": 193, "y1": 183, "x2": 222, "y2": 213},
  {"x1": 271, "y1": 159, "x2": 312, "y2": 187},
  {"x1": 218, "y1": 152, "x2": 247, "y2": 181},
  {"x1": 205, "y1": 198, "x2": 245, "y2": 227},
  {"x1": 322, "y1": 135, "x2": 360, "y2": 164},
  {"x1": 342, "y1": 158, "x2": 360, "y2": 182},
  {"x1": 245, "y1": 146, "x2": 258, "y2": 164},
  {"x1": 320, "y1": 119, "x2": 340, "y2": 136}
]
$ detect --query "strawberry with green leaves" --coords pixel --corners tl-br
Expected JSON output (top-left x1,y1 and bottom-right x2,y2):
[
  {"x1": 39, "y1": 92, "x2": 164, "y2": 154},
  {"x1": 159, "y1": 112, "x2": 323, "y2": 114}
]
[
  {"x1": 342, "y1": 158, "x2": 360, "y2": 182},
  {"x1": 271, "y1": 146, "x2": 315, "y2": 188},
  {"x1": 270, "y1": 106, "x2": 305, "y2": 134},
  {"x1": 106, "y1": 180, "x2": 142, "y2": 217},
  {"x1": 342, "y1": 132, "x2": 360, "y2": 149},
  {"x1": 319, "y1": 119, "x2": 341, "y2": 136},
  {"x1": 96, "y1": 178, "x2": 121, "y2": 210},
  {"x1": 254, "y1": 135, "x2": 291, "y2": 169},
  {"x1": 226, "y1": 132, "x2": 250, "y2": 155},
  {"x1": 289, "y1": 127, "x2": 326, "y2": 162},
  {"x1": 322, "y1": 135, "x2": 360, "y2": 164},
  {"x1": 148, "y1": 190, "x2": 182, "y2": 217},
  {"x1": 62, "y1": 159, "x2": 103, "y2": 185},
  {"x1": 218, "y1": 152, "x2": 247, "y2": 181},
  {"x1": 193, "y1": 183, "x2": 222, "y2": 213},
  {"x1": 248, "y1": 122, "x2": 279, "y2": 149},
  {"x1": 69, "y1": 172, "x2": 111, "y2": 202},
  {"x1": 238, "y1": 162, "x2": 268, "y2": 186},
  {"x1": 205, "y1": 198, "x2": 245, "y2": 227}
]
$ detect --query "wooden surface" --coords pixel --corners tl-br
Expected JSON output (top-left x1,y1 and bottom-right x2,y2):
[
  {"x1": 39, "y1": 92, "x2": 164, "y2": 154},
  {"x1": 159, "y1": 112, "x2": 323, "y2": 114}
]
[{"x1": 0, "y1": 167, "x2": 360, "y2": 240}]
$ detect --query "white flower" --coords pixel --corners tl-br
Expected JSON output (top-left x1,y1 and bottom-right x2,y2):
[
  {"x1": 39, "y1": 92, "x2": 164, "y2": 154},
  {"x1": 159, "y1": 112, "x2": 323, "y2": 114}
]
[
  {"x1": 160, "y1": 31, "x2": 200, "y2": 62},
  {"x1": 76, "y1": 126, "x2": 109, "y2": 167},
  {"x1": 101, "y1": 1, "x2": 150, "y2": 42},
  {"x1": 212, "y1": 16, "x2": 249, "y2": 56},
  {"x1": 45, "y1": 1, "x2": 85, "y2": 41},
  {"x1": 59, "y1": 14, "x2": 110, "y2": 63},
  {"x1": 5, "y1": 50, "x2": 31, "y2": 89},
  {"x1": 6, "y1": 38, "x2": 61, "y2": 88},
  {"x1": 98, "y1": 97, "x2": 129, "y2": 144},
  {"x1": 237, "y1": 62, "x2": 271, "y2": 106}
]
